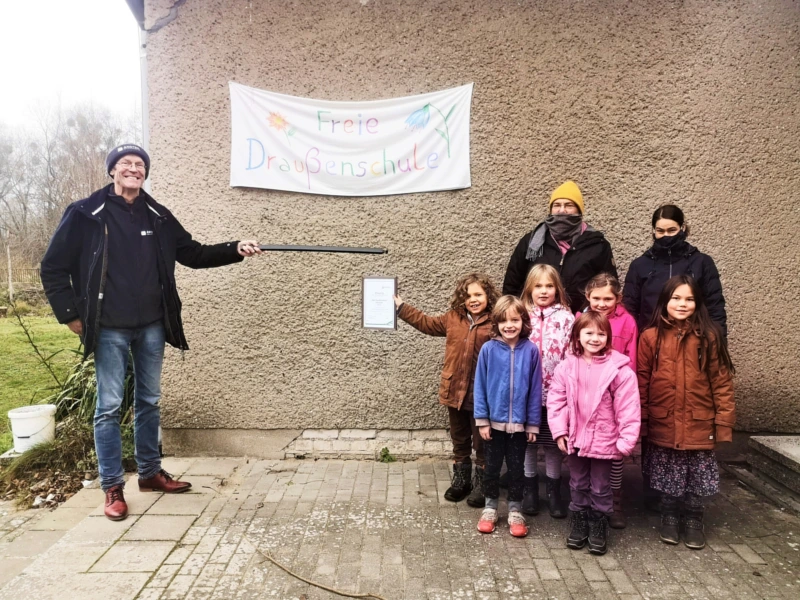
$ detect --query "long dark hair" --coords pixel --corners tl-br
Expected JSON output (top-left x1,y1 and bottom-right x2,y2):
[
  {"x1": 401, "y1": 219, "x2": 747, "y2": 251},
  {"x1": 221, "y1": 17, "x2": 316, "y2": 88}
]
[
  {"x1": 647, "y1": 275, "x2": 734, "y2": 373},
  {"x1": 651, "y1": 204, "x2": 690, "y2": 235}
]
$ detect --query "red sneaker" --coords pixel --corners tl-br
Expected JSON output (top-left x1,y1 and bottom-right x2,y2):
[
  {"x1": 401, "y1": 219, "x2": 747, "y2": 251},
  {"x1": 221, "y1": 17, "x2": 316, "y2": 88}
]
[
  {"x1": 104, "y1": 485, "x2": 128, "y2": 521},
  {"x1": 138, "y1": 469, "x2": 192, "y2": 493},
  {"x1": 508, "y1": 511, "x2": 529, "y2": 538},
  {"x1": 477, "y1": 508, "x2": 498, "y2": 533}
]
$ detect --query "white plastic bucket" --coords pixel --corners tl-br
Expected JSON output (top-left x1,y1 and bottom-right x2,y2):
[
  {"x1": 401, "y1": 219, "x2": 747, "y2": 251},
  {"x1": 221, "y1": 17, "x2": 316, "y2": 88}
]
[{"x1": 8, "y1": 404, "x2": 57, "y2": 453}]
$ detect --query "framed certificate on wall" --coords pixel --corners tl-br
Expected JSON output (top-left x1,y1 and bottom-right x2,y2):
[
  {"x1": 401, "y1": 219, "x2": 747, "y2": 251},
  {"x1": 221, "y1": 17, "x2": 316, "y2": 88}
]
[{"x1": 362, "y1": 276, "x2": 397, "y2": 330}]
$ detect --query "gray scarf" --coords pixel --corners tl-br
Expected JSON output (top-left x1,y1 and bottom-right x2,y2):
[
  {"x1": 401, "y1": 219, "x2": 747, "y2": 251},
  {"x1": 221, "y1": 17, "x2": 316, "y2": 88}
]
[{"x1": 526, "y1": 215, "x2": 585, "y2": 260}]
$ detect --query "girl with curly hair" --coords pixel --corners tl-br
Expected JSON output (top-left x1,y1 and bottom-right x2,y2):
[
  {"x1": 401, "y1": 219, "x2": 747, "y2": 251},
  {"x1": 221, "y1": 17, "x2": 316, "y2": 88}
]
[{"x1": 394, "y1": 273, "x2": 499, "y2": 507}]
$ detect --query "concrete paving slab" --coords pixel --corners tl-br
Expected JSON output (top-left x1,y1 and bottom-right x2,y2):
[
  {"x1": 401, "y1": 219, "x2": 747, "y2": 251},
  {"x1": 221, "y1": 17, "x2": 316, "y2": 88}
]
[
  {"x1": 0, "y1": 572, "x2": 149, "y2": 600},
  {"x1": 29, "y1": 507, "x2": 94, "y2": 531},
  {"x1": 147, "y1": 493, "x2": 213, "y2": 515},
  {"x1": 22, "y1": 541, "x2": 110, "y2": 574},
  {"x1": 182, "y1": 476, "x2": 222, "y2": 493},
  {"x1": 123, "y1": 515, "x2": 197, "y2": 541},
  {"x1": 62, "y1": 514, "x2": 137, "y2": 544},
  {"x1": 161, "y1": 458, "x2": 197, "y2": 476},
  {"x1": 59, "y1": 488, "x2": 105, "y2": 509},
  {"x1": 0, "y1": 558, "x2": 31, "y2": 587},
  {"x1": 1, "y1": 459, "x2": 799, "y2": 599},
  {"x1": 0, "y1": 530, "x2": 64, "y2": 558},
  {"x1": 184, "y1": 458, "x2": 241, "y2": 477},
  {"x1": 90, "y1": 540, "x2": 176, "y2": 572}
]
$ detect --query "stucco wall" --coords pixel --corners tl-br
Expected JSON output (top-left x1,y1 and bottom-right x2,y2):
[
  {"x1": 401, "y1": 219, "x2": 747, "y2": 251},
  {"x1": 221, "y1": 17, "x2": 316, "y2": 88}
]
[{"x1": 144, "y1": 0, "x2": 800, "y2": 433}]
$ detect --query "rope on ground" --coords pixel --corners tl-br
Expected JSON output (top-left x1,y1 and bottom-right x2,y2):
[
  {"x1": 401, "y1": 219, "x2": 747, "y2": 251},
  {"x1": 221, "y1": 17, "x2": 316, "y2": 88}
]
[{"x1": 252, "y1": 542, "x2": 387, "y2": 600}]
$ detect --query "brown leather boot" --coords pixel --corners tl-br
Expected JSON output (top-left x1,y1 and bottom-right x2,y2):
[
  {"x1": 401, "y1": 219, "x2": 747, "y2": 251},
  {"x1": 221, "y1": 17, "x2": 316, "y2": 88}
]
[
  {"x1": 609, "y1": 488, "x2": 627, "y2": 529},
  {"x1": 104, "y1": 485, "x2": 128, "y2": 521},
  {"x1": 138, "y1": 469, "x2": 192, "y2": 493}
]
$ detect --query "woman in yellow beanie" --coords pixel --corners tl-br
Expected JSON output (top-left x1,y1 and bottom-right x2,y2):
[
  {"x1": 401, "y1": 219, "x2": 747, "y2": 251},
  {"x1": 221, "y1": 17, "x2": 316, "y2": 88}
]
[{"x1": 502, "y1": 181, "x2": 617, "y2": 313}]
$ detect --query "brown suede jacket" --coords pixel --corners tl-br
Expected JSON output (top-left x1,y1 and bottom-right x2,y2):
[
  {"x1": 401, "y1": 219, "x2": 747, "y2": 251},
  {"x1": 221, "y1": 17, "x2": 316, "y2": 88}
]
[
  {"x1": 398, "y1": 303, "x2": 493, "y2": 411},
  {"x1": 638, "y1": 325, "x2": 735, "y2": 450}
]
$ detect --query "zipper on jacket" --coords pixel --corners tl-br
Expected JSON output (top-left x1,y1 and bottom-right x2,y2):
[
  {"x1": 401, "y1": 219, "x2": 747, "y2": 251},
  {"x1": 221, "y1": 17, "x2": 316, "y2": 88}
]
[
  {"x1": 92, "y1": 224, "x2": 110, "y2": 349},
  {"x1": 508, "y1": 346, "x2": 515, "y2": 424},
  {"x1": 668, "y1": 249, "x2": 672, "y2": 278},
  {"x1": 84, "y1": 222, "x2": 105, "y2": 306}
]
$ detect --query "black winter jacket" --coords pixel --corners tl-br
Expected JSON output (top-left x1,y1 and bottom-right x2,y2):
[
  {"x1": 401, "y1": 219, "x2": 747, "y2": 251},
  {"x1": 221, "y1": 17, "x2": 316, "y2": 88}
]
[
  {"x1": 41, "y1": 185, "x2": 243, "y2": 358},
  {"x1": 622, "y1": 239, "x2": 727, "y2": 335},
  {"x1": 502, "y1": 227, "x2": 617, "y2": 313}
]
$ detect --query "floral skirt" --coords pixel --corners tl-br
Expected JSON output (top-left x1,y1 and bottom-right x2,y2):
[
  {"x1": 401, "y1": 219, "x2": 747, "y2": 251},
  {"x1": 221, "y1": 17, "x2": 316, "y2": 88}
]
[{"x1": 643, "y1": 445, "x2": 719, "y2": 498}]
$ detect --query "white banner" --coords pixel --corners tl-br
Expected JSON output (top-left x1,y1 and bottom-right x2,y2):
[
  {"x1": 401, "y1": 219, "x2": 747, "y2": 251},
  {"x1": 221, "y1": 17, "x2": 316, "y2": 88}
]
[{"x1": 229, "y1": 82, "x2": 472, "y2": 196}]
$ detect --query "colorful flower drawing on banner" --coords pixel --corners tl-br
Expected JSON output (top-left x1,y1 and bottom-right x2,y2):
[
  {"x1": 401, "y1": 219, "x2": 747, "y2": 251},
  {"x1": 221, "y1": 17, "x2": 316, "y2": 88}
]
[
  {"x1": 404, "y1": 102, "x2": 456, "y2": 158},
  {"x1": 268, "y1": 111, "x2": 297, "y2": 145}
]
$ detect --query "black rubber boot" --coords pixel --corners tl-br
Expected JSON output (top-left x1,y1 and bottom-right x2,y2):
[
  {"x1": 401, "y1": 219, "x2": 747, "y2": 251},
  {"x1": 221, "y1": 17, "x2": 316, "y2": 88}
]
[
  {"x1": 546, "y1": 476, "x2": 567, "y2": 519},
  {"x1": 522, "y1": 475, "x2": 540, "y2": 516},
  {"x1": 588, "y1": 510, "x2": 609, "y2": 555},
  {"x1": 659, "y1": 504, "x2": 680, "y2": 545},
  {"x1": 609, "y1": 488, "x2": 627, "y2": 529},
  {"x1": 466, "y1": 466, "x2": 486, "y2": 508},
  {"x1": 683, "y1": 508, "x2": 706, "y2": 550},
  {"x1": 567, "y1": 509, "x2": 589, "y2": 550},
  {"x1": 444, "y1": 462, "x2": 472, "y2": 502}
]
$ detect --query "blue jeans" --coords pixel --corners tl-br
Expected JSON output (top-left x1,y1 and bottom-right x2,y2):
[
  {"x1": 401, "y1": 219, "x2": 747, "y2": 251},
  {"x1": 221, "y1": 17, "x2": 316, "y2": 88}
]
[{"x1": 94, "y1": 322, "x2": 165, "y2": 490}]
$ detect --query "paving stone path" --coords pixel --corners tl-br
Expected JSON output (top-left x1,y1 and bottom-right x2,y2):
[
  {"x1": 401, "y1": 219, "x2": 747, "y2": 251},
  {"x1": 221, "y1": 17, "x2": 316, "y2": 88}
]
[{"x1": 0, "y1": 458, "x2": 798, "y2": 599}]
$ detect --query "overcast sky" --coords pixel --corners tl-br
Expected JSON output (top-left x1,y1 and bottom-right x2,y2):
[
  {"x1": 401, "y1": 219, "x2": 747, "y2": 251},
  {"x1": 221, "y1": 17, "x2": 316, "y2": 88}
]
[{"x1": 0, "y1": 1, "x2": 141, "y2": 129}]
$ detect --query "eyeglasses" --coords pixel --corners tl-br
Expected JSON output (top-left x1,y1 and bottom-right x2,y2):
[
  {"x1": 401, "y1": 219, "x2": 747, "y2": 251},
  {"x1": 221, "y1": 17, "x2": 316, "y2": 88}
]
[{"x1": 116, "y1": 160, "x2": 147, "y2": 171}]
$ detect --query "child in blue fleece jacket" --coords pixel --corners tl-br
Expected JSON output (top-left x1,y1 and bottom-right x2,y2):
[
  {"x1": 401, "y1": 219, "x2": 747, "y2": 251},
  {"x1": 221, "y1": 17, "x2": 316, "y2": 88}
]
[{"x1": 473, "y1": 295, "x2": 543, "y2": 537}]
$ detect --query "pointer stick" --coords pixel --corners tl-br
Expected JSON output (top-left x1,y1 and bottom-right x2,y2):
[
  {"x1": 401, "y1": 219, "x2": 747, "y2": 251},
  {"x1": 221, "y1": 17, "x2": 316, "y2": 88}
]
[{"x1": 258, "y1": 245, "x2": 387, "y2": 254}]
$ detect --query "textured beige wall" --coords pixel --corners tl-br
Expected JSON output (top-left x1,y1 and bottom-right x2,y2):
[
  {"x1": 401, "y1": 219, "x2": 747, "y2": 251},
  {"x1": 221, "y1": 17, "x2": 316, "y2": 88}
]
[{"x1": 144, "y1": 0, "x2": 800, "y2": 433}]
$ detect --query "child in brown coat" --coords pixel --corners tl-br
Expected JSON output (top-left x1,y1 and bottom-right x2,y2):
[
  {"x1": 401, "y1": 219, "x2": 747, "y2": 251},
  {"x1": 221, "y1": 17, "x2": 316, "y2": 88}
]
[
  {"x1": 638, "y1": 274, "x2": 735, "y2": 550},
  {"x1": 394, "y1": 273, "x2": 499, "y2": 507}
]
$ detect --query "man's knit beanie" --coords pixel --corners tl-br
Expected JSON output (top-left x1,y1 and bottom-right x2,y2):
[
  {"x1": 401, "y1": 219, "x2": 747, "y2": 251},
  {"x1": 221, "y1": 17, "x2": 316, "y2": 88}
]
[
  {"x1": 549, "y1": 180, "x2": 584, "y2": 214},
  {"x1": 106, "y1": 144, "x2": 151, "y2": 179}
]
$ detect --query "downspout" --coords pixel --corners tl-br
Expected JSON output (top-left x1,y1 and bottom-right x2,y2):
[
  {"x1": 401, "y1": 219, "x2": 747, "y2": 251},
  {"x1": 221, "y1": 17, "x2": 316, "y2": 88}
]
[{"x1": 139, "y1": 27, "x2": 151, "y2": 195}]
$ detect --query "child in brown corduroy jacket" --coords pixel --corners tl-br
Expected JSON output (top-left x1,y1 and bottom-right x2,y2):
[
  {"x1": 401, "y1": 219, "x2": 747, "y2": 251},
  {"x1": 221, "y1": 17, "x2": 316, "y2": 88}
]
[{"x1": 394, "y1": 273, "x2": 499, "y2": 507}]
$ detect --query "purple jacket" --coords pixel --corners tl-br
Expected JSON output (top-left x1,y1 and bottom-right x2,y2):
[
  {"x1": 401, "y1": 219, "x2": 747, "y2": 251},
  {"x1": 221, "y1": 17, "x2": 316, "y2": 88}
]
[{"x1": 547, "y1": 350, "x2": 641, "y2": 460}]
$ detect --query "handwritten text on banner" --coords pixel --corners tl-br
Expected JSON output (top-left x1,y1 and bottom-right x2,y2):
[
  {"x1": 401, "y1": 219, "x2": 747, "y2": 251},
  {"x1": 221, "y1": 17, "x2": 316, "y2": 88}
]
[{"x1": 229, "y1": 82, "x2": 473, "y2": 196}]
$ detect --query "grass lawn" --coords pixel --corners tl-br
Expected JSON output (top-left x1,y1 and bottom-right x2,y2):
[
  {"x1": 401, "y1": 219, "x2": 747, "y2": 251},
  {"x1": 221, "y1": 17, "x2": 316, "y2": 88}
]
[{"x1": 0, "y1": 315, "x2": 80, "y2": 453}]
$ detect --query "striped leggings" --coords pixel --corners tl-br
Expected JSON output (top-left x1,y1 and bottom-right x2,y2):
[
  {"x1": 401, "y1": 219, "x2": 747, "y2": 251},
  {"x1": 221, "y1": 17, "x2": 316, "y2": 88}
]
[{"x1": 610, "y1": 458, "x2": 623, "y2": 491}]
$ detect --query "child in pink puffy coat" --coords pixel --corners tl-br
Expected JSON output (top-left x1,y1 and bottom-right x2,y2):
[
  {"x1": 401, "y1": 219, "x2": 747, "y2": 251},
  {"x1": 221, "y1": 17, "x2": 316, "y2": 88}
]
[
  {"x1": 548, "y1": 312, "x2": 640, "y2": 556},
  {"x1": 577, "y1": 272, "x2": 638, "y2": 529}
]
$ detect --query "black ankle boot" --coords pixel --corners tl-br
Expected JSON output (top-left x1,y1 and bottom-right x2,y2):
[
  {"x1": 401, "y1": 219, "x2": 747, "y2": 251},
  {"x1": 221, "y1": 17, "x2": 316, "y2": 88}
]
[
  {"x1": 588, "y1": 510, "x2": 609, "y2": 555},
  {"x1": 567, "y1": 509, "x2": 589, "y2": 549},
  {"x1": 546, "y1": 476, "x2": 567, "y2": 519},
  {"x1": 466, "y1": 466, "x2": 485, "y2": 508},
  {"x1": 659, "y1": 504, "x2": 680, "y2": 545},
  {"x1": 522, "y1": 475, "x2": 540, "y2": 516},
  {"x1": 683, "y1": 508, "x2": 706, "y2": 550},
  {"x1": 444, "y1": 463, "x2": 472, "y2": 502}
]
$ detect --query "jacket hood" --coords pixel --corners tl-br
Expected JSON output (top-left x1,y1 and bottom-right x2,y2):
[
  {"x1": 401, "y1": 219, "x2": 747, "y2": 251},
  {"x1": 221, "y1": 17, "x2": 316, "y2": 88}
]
[{"x1": 606, "y1": 348, "x2": 631, "y2": 370}]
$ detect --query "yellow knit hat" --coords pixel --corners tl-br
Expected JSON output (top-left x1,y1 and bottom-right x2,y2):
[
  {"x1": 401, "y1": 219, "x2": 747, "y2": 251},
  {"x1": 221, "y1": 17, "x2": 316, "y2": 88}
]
[{"x1": 549, "y1": 180, "x2": 584, "y2": 214}]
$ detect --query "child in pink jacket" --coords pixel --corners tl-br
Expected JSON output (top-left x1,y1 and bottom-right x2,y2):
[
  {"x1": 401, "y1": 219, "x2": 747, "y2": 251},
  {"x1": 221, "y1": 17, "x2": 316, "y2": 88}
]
[
  {"x1": 548, "y1": 312, "x2": 640, "y2": 556},
  {"x1": 578, "y1": 272, "x2": 639, "y2": 529}
]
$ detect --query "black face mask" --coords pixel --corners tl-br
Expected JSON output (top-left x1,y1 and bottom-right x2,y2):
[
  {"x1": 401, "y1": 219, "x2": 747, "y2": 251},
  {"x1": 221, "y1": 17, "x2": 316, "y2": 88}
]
[{"x1": 653, "y1": 229, "x2": 687, "y2": 249}]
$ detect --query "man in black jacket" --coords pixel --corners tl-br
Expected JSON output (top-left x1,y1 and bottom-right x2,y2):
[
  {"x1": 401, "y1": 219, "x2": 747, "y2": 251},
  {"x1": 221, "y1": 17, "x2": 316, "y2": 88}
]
[
  {"x1": 502, "y1": 181, "x2": 617, "y2": 313},
  {"x1": 41, "y1": 144, "x2": 262, "y2": 521}
]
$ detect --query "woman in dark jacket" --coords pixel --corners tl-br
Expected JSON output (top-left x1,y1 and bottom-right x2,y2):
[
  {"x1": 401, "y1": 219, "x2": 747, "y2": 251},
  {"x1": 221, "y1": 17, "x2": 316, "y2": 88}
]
[
  {"x1": 623, "y1": 205, "x2": 727, "y2": 335},
  {"x1": 503, "y1": 181, "x2": 617, "y2": 313}
]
